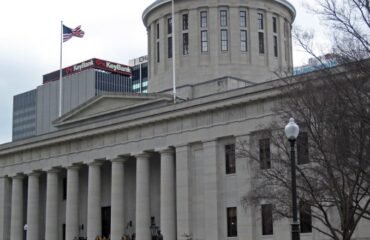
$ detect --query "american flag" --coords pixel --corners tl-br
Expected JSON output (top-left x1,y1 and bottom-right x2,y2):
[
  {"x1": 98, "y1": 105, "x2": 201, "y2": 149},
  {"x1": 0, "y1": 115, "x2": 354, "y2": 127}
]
[{"x1": 63, "y1": 25, "x2": 85, "y2": 42}]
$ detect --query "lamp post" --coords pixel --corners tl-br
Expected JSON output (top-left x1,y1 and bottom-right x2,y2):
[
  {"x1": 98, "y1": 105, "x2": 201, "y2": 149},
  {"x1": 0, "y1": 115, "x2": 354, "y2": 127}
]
[{"x1": 284, "y1": 118, "x2": 300, "y2": 240}]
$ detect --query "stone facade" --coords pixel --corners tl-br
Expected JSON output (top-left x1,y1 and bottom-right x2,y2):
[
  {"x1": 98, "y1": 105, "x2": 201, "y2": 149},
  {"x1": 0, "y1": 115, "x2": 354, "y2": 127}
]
[{"x1": 1, "y1": 1, "x2": 370, "y2": 240}]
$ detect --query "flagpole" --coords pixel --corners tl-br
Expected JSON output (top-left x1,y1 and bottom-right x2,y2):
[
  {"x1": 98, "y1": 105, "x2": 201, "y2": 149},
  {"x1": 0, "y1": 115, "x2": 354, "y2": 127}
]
[
  {"x1": 59, "y1": 21, "x2": 63, "y2": 117},
  {"x1": 171, "y1": 0, "x2": 176, "y2": 103}
]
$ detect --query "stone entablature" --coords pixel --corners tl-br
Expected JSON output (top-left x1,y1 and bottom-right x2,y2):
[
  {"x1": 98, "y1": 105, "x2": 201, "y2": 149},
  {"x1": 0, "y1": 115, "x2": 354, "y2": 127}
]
[{"x1": 0, "y1": 80, "x2": 280, "y2": 176}]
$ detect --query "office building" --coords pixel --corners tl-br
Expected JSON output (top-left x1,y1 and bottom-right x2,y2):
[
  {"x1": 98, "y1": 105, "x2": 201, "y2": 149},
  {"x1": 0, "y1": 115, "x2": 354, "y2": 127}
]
[
  {"x1": 129, "y1": 56, "x2": 149, "y2": 93},
  {"x1": 12, "y1": 58, "x2": 132, "y2": 140}
]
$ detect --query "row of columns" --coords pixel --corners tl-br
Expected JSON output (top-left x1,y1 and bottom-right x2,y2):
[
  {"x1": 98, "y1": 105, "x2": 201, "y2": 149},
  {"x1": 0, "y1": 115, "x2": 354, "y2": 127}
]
[{"x1": 0, "y1": 148, "x2": 177, "y2": 240}]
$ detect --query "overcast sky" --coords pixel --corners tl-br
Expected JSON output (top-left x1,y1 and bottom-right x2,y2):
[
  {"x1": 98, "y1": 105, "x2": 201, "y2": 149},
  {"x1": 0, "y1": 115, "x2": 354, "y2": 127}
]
[{"x1": 0, "y1": 0, "x2": 324, "y2": 144}]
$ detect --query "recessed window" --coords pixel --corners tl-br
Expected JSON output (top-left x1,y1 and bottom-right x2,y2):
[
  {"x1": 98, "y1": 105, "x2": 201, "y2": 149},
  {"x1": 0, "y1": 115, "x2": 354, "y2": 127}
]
[
  {"x1": 156, "y1": 42, "x2": 160, "y2": 62},
  {"x1": 240, "y1": 10, "x2": 247, "y2": 27},
  {"x1": 225, "y1": 144, "x2": 236, "y2": 174},
  {"x1": 221, "y1": 29, "x2": 228, "y2": 51},
  {"x1": 200, "y1": 11, "x2": 208, "y2": 28},
  {"x1": 220, "y1": 10, "x2": 228, "y2": 27},
  {"x1": 227, "y1": 207, "x2": 238, "y2": 237},
  {"x1": 168, "y1": 37, "x2": 172, "y2": 58},
  {"x1": 262, "y1": 204, "x2": 273, "y2": 235},
  {"x1": 168, "y1": 17, "x2": 172, "y2": 34},
  {"x1": 297, "y1": 132, "x2": 309, "y2": 164},
  {"x1": 240, "y1": 30, "x2": 248, "y2": 52},
  {"x1": 201, "y1": 30, "x2": 208, "y2": 52},
  {"x1": 156, "y1": 23, "x2": 160, "y2": 39},
  {"x1": 273, "y1": 35, "x2": 278, "y2": 57},
  {"x1": 300, "y1": 202, "x2": 312, "y2": 233},
  {"x1": 258, "y1": 32, "x2": 265, "y2": 54},
  {"x1": 273, "y1": 16, "x2": 277, "y2": 33},
  {"x1": 182, "y1": 14, "x2": 189, "y2": 30},
  {"x1": 259, "y1": 138, "x2": 270, "y2": 169},
  {"x1": 62, "y1": 177, "x2": 67, "y2": 200},
  {"x1": 183, "y1": 33, "x2": 189, "y2": 55},
  {"x1": 62, "y1": 223, "x2": 66, "y2": 240},
  {"x1": 258, "y1": 13, "x2": 264, "y2": 30}
]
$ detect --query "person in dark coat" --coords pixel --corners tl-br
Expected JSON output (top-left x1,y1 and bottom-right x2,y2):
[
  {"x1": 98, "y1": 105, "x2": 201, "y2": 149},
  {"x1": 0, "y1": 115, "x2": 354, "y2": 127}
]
[{"x1": 157, "y1": 230, "x2": 163, "y2": 240}]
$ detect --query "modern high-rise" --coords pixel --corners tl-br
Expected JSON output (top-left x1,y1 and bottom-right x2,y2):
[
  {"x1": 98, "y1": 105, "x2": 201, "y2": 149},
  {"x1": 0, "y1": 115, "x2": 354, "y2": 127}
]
[
  {"x1": 12, "y1": 58, "x2": 132, "y2": 140},
  {"x1": 129, "y1": 56, "x2": 149, "y2": 93}
]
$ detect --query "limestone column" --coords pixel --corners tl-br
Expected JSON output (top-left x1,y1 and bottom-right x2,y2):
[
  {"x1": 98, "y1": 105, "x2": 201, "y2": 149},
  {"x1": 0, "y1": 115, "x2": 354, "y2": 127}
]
[
  {"x1": 135, "y1": 153, "x2": 151, "y2": 240},
  {"x1": 203, "y1": 140, "x2": 219, "y2": 240},
  {"x1": 87, "y1": 161, "x2": 102, "y2": 240},
  {"x1": 26, "y1": 172, "x2": 41, "y2": 240},
  {"x1": 159, "y1": 148, "x2": 176, "y2": 240},
  {"x1": 66, "y1": 165, "x2": 80, "y2": 240},
  {"x1": 0, "y1": 176, "x2": 11, "y2": 240},
  {"x1": 175, "y1": 145, "x2": 191, "y2": 239},
  {"x1": 45, "y1": 168, "x2": 60, "y2": 240},
  {"x1": 10, "y1": 174, "x2": 24, "y2": 240},
  {"x1": 110, "y1": 157, "x2": 128, "y2": 240}
]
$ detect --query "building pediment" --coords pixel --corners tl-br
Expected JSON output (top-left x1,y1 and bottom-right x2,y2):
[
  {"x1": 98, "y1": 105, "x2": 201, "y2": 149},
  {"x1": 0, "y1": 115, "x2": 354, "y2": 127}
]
[{"x1": 53, "y1": 93, "x2": 173, "y2": 127}]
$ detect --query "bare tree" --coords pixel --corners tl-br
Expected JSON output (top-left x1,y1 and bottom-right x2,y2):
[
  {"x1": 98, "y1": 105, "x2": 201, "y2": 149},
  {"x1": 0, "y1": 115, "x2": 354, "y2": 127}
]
[
  {"x1": 240, "y1": 65, "x2": 370, "y2": 240},
  {"x1": 240, "y1": 1, "x2": 370, "y2": 239}
]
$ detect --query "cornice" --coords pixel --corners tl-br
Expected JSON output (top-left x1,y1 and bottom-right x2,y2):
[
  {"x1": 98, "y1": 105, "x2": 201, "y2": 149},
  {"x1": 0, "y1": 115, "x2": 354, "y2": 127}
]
[
  {"x1": 142, "y1": 0, "x2": 296, "y2": 23},
  {"x1": 0, "y1": 79, "x2": 282, "y2": 155}
]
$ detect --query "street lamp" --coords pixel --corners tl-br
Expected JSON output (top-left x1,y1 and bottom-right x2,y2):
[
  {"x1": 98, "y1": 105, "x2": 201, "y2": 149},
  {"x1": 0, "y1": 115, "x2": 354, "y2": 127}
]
[{"x1": 284, "y1": 118, "x2": 300, "y2": 240}]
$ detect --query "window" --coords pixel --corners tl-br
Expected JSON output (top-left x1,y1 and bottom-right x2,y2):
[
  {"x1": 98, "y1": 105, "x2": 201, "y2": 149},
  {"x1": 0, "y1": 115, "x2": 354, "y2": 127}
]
[
  {"x1": 221, "y1": 29, "x2": 228, "y2": 51},
  {"x1": 183, "y1": 14, "x2": 189, "y2": 30},
  {"x1": 201, "y1": 30, "x2": 208, "y2": 52},
  {"x1": 157, "y1": 42, "x2": 160, "y2": 62},
  {"x1": 183, "y1": 33, "x2": 189, "y2": 55},
  {"x1": 168, "y1": 17, "x2": 172, "y2": 34},
  {"x1": 258, "y1": 32, "x2": 265, "y2": 54},
  {"x1": 273, "y1": 16, "x2": 277, "y2": 33},
  {"x1": 258, "y1": 13, "x2": 265, "y2": 54},
  {"x1": 240, "y1": 10, "x2": 248, "y2": 53},
  {"x1": 156, "y1": 23, "x2": 160, "y2": 39},
  {"x1": 297, "y1": 132, "x2": 309, "y2": 164},
  {"x1": 227, "y1": 207, "x2": 238, "y2": 237},
  {"x1": 258, "y1": 13, "x2": 264, "y2": 30},
  {"x1": 63, "y1": 223, "x2": 66, "y2": 240},
  {"x1": 273, "y1": 16, "x2": 278, "y2": 57},
  {"x1": 62, "y1": 177, "x2": 67, "y2": 200},
  {"x1": 259, "y1": 138, "x2": 270, "y2": 169},
  {"x1": 225, "y1": 144, "x2": 236, "y2": 174},
  {"x1": 220, "y1": 10, "x2": 228, "y2": 27},
  {"x1": 240, "y1": 30, "x2": 247, "y2": 52},
  {"x1": 168, "y1": 37, "x2": 172, "y2": 58},
  {"x1": 200, "y1": 11, "x2": 208, "y2": 28},
  {"x1": 300, "y1": 202, "x2": 312, "y2": 233},
  {"x1": 240, "y1": 10, "x2": 247, "y2": 27},
  {"x1": 273, "y1": 35, "x2": 278, "y2": 57},
  {"x1": 262, "y1": 204, "x2": 273, "y2": 235}
]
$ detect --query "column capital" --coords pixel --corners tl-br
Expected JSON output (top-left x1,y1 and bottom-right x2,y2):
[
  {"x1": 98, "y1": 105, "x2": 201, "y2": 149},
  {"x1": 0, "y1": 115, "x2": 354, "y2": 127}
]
[
  {"x1": 9, "y1": 173, "x2": 25, "y2": 179},
  {"x1": 66, "y1": 164, "x2": 81, "y2": 170},
  {"x1": 111, "y1": 155, "x2": 130, "y2": 163},
  {"x1": 25, "y1": 170, "x2": 42, "y2": 177},
  {"x1": 156, "y1": 147, "x2": 174, "y2": 155},
  {"x1": 202, "y1": 138, "x2": 218, "y2": 145},
  {"x1": 44, "y1": 167, "x2": 61, "y2": 174},
  {"x1": 133, "y1": 152, "x2": 151, "y2": 159},
  {"x1": 174, "y1": 143, "x2": 188, "y2": 149},
  {"x1": 85, "y1": 159, "x2": 105, "y2": 167}
]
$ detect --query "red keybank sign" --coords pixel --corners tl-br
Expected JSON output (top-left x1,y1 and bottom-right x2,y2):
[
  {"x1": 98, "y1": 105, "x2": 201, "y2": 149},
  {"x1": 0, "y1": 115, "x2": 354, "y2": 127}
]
[{"x1": 43, "y1": 58, "x2": 132, "y2": 84}]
